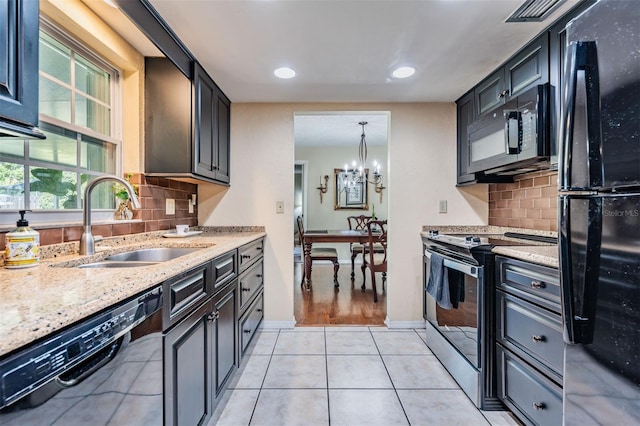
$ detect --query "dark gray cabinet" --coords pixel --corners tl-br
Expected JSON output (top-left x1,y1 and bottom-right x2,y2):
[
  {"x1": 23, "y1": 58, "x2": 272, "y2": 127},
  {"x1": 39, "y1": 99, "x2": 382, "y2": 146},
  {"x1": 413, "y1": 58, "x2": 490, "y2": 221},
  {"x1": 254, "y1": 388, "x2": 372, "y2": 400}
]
[
  {"x1": 144, "y1": 58, "x2": 231, "y2": 185},
  {"x1": 456, "y1": 90, "x2": 476, "y2": 185},
  {"x1": 237, "y1": 238, "x2": 265, "y2": 361},
  {"x1": 495, "y1": 256, "x2": 562, "y2": 426},
  {"x1": 194, "y1": 63, "x2": 231, "y2": 184},
  {"x1": 164, "y1": 295, "x2": 214, "y2": 426},
  {"x1": 0, "y1": 0, "x2": 44, "y2": 139},
  {"x1": 475, "y1": 68, "x2": 506, "y2": 117},
  {"x1": 212, "y1": 280, "x2": 238, "y2": 399}
]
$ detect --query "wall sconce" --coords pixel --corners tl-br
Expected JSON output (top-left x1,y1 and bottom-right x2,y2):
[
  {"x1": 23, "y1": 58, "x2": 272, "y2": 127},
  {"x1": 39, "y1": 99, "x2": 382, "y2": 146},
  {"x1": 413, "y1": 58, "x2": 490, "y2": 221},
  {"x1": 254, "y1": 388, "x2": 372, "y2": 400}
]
[
  {"x1": 317, "y1": 175, "x2": 329, "y2": 203},
  {"x1": 374, "y1": 179, "x2": 385, "y2": 203}
]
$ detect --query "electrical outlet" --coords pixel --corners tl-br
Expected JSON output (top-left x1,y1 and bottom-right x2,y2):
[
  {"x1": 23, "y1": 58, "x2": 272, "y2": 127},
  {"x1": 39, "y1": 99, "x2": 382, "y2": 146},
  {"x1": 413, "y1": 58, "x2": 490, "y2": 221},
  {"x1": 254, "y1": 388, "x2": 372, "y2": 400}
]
[
  {"x1": 166, "y1": 198, "x2": 175, "y2": 215},
  {"x1": 438, "y1": 200, "x2": 447, "y2": 214},
  {"x1": 276, "y1": 201, "x2": 285, "y2": 214}
]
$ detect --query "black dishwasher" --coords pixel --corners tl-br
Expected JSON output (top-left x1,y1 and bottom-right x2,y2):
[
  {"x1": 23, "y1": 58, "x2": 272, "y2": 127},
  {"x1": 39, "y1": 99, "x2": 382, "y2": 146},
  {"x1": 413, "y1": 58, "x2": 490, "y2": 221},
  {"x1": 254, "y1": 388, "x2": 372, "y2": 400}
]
[{"x1": 0, "y1": 285, "x2": 164, "y2": 425}]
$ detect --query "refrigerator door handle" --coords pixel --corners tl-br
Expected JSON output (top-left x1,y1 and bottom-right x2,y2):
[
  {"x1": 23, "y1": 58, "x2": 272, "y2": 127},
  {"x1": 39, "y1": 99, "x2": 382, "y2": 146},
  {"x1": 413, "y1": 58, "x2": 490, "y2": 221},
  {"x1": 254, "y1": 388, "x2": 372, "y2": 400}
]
[
  {"x1": 560, "y1": 196, "x2": 602, "y2": 344},
  {"x1": 560, "y1": 41, "x2": 604, "y2": 190}
]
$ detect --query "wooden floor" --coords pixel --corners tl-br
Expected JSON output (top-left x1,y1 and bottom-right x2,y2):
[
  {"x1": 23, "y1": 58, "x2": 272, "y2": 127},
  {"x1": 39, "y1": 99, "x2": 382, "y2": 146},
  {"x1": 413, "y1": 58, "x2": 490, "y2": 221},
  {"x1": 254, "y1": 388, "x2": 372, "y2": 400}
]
[{"x1": 294, "y1": 260, "x2": 386, "y2": 326}]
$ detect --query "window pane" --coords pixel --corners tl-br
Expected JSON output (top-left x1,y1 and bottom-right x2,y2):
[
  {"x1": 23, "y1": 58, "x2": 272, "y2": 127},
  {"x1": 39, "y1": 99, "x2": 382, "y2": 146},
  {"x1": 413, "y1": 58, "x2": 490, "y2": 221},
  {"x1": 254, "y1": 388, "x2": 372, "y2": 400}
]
[
  {"x1": 39, "y1": 77, "x2": 72, "y2": 123},
  {"x1": 82, "y1": 174, "x2": 115, "y2": 210},
  {"x1": 39, "y1": 31, "x2": 71, "y2": 84},
  {"x1": 29, "y1": 168, "x2": 77, "y2": 209},
  {"x1": 0, "y1": 140, "x2": 25, "y2": 158},
  {"x1": 0, "y1": 162, "x2": 25, "y2": 210},
  {"x1": 81, "y1": 135, "x2": 116, "y2": 173},
  {"x1": 75, "y1": 94, "x2": 110, "y2": 135},
  {"x1": 30, "y1": 128, "x2": 77, "y2": 166},
  {"x1": 75, "y1": 54, "x2": 110, "y2": 103}
]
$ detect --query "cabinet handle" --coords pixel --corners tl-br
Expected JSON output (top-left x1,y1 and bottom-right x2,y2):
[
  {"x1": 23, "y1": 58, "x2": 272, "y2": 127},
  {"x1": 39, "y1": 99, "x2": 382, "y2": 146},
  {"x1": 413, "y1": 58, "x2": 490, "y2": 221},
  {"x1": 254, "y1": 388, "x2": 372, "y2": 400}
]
[
  {"x1": 530, "y1": 280, "x2": 545, "y2": 289},
  {"x1": 531, "y1": 335, "x2": 545, "y2": 343},
  {"x1": 497, "y1": 90, "x2": 509, "y2": 99},
  {"x1": 256, "y1": 247, "x2": 263, "y2": 251},
  {"x1": 241, "y1": 254, "x2": 251, "y2": 260},
  {"x1": 533, "y1": 402, "x2": 545, "y2": 410},
  {"x1": 257, "y1": 309, "x2": 263, "y2": 313},
  {"x1": 207, "y1": 312, "x2": 218, "y2": 322},
  {"x1": 242, "y1": 287, "x2": 251, "y2": 292},
  {"x1": 243, "y1": 329, "x2": 251, "y2": 334},
  {"x1": 256, "y1": 274, "x2": 263, "y2": 278}
]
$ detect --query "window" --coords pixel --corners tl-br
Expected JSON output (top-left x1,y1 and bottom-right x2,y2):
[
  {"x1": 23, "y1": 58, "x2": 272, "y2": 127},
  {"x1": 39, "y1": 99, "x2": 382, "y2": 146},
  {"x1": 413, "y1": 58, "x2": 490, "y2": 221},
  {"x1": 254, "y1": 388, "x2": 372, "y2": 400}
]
[{"x1": 0, "y1": 21, "x2": 121, "y2": 218}]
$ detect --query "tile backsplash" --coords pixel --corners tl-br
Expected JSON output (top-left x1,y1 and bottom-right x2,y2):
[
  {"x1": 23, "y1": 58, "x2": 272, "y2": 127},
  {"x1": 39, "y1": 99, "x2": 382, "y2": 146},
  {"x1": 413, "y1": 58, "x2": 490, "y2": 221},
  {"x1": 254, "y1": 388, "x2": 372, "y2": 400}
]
[
  {"x1": 488, "y1": 170, "x2": 558, "y2": 232},
  {"x1": 0, "y1": 174, "x2": 198, "y2": 250}
]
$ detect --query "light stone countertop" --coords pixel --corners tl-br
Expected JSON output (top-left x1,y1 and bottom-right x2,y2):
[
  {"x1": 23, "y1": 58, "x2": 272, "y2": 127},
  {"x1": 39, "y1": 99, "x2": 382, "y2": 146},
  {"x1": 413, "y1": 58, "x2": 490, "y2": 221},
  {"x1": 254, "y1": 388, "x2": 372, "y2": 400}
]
[
  {"x1": 0, "y1": 229, "x2": 266, "y2": 357},
  {"x1": 420, "y1": 225, "x2": 558, "y2": 269}
]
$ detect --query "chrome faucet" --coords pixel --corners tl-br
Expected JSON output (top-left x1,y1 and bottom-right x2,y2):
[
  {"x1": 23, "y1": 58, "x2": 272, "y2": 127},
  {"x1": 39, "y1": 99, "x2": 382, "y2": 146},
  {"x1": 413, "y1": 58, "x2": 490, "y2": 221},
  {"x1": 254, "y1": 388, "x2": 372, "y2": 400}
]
[{"x1": 80, "y1": 175, "x2": 141, "y2": 255}]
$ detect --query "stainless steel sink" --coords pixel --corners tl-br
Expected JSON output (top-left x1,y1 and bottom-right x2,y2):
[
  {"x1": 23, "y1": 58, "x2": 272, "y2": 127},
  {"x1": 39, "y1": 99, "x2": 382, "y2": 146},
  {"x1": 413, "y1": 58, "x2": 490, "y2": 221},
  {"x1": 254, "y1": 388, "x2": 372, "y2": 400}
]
[
  {"x1": 104, "y1": 247, "x2": 202, "y2": 262},
  {"x1": 77, "y1": 261, "x2": 159, "y2": 269},
  {"x1": 74, "y1": 247, "x2": 203, "y2": 268}
]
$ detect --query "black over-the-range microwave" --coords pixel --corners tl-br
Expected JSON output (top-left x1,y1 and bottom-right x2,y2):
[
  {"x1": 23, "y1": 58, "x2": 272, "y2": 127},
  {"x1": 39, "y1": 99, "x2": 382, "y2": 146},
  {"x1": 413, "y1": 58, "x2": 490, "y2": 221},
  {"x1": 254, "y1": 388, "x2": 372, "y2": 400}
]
[{"x1": 467, "y1": 84, "x2": 551, "y2": 176}]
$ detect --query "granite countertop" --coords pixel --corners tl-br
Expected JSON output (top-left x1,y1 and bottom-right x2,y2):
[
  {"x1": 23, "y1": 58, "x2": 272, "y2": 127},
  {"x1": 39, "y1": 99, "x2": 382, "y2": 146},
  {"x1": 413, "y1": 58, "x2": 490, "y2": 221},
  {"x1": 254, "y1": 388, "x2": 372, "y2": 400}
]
[
  {"x1": 420, "y1": 225, "x2": 558, "y2": 269},
  {"x1": 0, "y1": 228, "x2": 266, "y2": 357}
]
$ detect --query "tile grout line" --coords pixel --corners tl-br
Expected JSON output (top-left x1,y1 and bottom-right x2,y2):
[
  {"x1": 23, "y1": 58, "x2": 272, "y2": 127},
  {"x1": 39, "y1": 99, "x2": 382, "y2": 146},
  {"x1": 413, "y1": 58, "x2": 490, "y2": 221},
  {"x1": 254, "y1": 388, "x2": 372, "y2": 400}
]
[
  {"x1": 247, "y1": 328, "x2": 281, "y2": 426},
  {"x1": 370, "y1": 327, "x2": 414, "y2": 425}
]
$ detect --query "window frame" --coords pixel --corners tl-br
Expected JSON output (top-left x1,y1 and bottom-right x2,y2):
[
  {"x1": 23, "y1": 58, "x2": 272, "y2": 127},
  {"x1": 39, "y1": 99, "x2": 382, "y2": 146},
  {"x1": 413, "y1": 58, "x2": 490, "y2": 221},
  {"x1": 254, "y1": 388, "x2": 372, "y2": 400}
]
[{"x1": 0, "y1": 18, "x2": 124, "y2": 227}]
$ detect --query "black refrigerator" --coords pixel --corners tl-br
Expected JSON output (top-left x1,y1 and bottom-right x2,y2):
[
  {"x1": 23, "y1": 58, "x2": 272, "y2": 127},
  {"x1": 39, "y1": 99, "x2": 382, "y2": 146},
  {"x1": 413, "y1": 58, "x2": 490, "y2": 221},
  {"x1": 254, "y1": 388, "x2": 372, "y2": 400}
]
[{"x1": 558, "y1": 0, "x2": 640, "y2": 424}]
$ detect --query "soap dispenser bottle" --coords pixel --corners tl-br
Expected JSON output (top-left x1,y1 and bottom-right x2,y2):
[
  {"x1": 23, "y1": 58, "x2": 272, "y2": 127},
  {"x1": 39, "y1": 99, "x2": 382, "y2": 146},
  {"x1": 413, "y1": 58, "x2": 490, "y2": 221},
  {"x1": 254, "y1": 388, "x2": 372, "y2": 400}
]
[{"x1": 4, "y1": 210, "x2": 40, "y2": 268}]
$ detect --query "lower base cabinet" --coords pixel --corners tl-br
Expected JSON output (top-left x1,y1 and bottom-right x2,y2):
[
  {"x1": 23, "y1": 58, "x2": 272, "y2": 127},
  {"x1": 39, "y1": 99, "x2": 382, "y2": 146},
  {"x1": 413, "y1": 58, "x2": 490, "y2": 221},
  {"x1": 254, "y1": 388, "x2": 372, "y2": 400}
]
[{"x1": 163, "y1": 238, "x2": 264, "y2": 425}]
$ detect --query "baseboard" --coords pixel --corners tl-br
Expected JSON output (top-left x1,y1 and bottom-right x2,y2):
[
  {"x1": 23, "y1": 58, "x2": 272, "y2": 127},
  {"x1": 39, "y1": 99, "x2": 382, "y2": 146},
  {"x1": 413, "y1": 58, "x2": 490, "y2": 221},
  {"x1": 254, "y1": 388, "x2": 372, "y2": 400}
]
[
  {"x1": 261, "y1": 318, "x2": 296, "y2": 329},
  {"x1": 384, "y1": 317, "x2": 426, "y2": 329}
]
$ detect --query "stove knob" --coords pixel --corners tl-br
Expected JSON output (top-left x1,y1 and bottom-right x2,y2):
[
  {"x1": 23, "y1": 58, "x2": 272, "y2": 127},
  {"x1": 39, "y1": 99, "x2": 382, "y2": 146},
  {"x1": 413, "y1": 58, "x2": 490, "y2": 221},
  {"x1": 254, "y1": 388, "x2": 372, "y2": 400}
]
[
  {"x1": 429, "y1": 230, "x2": 439, "y2": 237},
  {"x1": 473, "y1": 237, "x2": 481, "y2": 243},
  {"x1": 465, "y1": 236, "x2": 474, "y2": 244}
]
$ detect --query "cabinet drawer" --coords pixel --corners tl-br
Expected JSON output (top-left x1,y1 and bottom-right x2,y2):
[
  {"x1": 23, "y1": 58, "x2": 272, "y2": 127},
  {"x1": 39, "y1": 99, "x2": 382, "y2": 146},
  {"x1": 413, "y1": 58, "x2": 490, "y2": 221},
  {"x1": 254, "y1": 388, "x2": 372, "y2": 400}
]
[
  {"x1": 239, "y1": 292, "x2": 264, "y2": 357},
  {"x1": 164, "y1": 263, "x2": 211, "y2": 329},
  {"x1": 239, "y1": 238, "x2": 264, "y2": 271},
  {"x1": 239, "y1": 260, "x2": 263, "y2": 311},
  {"x1": 497, "y1": 290, "x2": 563, "y2": 380},
  {"x1": 497, "y1": 345, "x2": 562, "y2": 426},
  {"x1": 496, "y1": 256, "x2": 560, "y2": 312},
  {"x1": 212, "y1": 251, "x2": 237, "y2": 292}
]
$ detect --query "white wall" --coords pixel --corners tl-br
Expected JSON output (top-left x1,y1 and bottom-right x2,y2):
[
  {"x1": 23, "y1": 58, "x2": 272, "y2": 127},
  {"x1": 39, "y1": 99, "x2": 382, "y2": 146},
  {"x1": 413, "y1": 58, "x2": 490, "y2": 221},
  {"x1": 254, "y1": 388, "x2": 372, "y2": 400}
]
[{"x1": 198, "y1": 103, "x2": 488, "y2": 327}]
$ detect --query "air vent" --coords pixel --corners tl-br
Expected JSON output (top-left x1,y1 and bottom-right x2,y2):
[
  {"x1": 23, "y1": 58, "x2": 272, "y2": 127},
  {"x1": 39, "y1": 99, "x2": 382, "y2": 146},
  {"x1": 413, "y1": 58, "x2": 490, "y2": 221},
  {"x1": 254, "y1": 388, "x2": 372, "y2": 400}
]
[{"x1": 506, "y1": 0, "x2": 567, "y2": 22}]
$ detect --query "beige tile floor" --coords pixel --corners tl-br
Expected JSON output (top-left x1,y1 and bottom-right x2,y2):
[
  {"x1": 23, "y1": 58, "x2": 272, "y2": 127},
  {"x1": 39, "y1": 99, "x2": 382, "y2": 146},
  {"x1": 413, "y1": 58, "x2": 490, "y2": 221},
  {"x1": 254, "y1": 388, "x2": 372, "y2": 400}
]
[{"x1": 208, "y1": 327, "x2": 520, "y2": 426}]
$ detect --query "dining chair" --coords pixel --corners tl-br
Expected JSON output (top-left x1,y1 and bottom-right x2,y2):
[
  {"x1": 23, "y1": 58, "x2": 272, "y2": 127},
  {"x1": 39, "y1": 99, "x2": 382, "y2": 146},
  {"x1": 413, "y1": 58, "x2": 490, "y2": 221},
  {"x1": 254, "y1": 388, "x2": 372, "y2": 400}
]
[
  {"x1": 360, "y1": 219, "x2": 388, "y2": 303},
  {"x1": 296, "y1": 216, "x2": 340, "y2": 287},
  {"x1": 347, "y1": 215, "x2": 384, "y2": 279}
]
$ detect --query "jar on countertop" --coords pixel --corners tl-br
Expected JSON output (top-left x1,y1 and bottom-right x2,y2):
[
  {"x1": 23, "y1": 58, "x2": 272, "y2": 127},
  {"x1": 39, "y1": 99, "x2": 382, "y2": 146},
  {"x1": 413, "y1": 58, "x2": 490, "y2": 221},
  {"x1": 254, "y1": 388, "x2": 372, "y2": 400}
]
[{"x1": 4, "y1": 210, "x2": 40, "y2": 268}]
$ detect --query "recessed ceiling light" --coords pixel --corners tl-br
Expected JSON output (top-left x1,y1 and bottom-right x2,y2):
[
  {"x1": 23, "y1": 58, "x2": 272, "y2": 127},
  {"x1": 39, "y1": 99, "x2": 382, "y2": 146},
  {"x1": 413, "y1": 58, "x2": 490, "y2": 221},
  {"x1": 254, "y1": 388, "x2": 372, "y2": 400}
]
[
  {"x1": 274, "y1": 67, "x2": 296, "y2": 79},
  {"x1": 392, "y1": 66, "x2": 416, "y2": 79}
]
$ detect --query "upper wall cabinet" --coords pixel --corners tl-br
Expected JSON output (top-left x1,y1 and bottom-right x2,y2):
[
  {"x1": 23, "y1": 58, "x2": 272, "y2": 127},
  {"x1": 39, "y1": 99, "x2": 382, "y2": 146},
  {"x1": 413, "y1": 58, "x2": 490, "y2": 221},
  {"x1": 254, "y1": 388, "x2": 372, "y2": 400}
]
[
  {"x1": 0, "y1": 0, "x2": 44, "y2": 139},
  {"x1": 475, "y1": 33, "x2": 549, "y2": 118},
  {"x1": 117, "y1": 0, "x2": 231, "y2": 185}
]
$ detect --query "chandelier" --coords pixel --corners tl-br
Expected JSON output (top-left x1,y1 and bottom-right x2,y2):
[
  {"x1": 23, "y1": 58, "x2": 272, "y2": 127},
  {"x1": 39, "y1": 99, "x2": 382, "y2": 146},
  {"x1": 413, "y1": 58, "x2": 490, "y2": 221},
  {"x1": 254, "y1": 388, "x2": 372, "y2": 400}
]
[{"x1": 340, "y1": 121, "x2": 385, "y2": 201}]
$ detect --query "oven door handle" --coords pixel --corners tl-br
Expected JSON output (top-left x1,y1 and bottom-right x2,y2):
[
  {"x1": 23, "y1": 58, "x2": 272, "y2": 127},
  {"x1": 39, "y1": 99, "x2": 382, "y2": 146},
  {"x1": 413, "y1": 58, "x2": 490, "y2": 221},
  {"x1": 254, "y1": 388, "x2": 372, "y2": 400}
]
[{"x1": 424, "y1": 250, "x2": 478, "y2": 278}]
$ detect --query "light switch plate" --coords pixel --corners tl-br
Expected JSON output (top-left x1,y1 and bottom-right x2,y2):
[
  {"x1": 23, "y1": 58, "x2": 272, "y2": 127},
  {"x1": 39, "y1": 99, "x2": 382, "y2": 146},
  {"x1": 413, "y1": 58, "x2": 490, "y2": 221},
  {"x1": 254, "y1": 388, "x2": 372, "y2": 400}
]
[
  {"x1": 276, "y1": 201, "x2": 285, "y2": 214},
  {"x1": 166, "y1": 198, "x2": 175, "y2": 215},
  {"x1": 438, "y1": 200, "x2": 447, "y2": 214}
]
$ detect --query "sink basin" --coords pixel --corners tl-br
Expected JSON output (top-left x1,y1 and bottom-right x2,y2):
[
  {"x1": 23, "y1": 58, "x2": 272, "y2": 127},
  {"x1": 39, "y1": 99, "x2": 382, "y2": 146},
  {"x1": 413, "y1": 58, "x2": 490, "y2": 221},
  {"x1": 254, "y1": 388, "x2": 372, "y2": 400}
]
[
  {"x1": 77, "y1": 261, "x2": 159, "y2": 269},
  {"x1": 105, "y1": 247, "x2": 203, "y2": 262}
]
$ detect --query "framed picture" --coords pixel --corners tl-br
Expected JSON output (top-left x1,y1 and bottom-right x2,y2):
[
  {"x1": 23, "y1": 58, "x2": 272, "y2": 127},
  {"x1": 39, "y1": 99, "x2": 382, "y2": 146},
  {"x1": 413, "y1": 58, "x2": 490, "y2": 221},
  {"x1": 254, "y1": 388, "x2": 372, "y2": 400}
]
[{"x1": 346, "y1": 182, "x2": 364, "y2": 205}]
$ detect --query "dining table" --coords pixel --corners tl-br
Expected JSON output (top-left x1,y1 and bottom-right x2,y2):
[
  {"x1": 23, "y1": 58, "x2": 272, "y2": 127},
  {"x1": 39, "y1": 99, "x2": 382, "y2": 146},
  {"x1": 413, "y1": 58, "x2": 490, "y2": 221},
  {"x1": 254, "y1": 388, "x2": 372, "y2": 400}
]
[{"x1": 302, "y1": 229, "x2": 374, "y2": 289}]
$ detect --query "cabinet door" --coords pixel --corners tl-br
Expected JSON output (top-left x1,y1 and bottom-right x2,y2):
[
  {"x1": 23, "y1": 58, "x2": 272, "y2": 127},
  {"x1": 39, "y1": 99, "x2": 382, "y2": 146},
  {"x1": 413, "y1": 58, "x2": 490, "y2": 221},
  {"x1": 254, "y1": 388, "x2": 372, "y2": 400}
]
[
  {"x1": 475, "y1": 68, "x2": 505, "y2": 116},
  {"x1": 194, "y1": 63, "x2": 217, "y2": 181},
  {"x1": 213, "y1": 281, "x2": 237, "y2": 398},
  {"x1": 505, "y1": 33, "x2": 549, "y2": 99},
  {"x1": 456, "y1": 90, "x2": 476, "y2": 185},
  {"x1": 164, "y1": 299, "x2": 214, "y2": 426},
  {"x1": 214, "y1": 89, "x2": 231, "y2": 184},
  {"x1": 0, "y1": 0, "x2": 39, "y2": 129}
]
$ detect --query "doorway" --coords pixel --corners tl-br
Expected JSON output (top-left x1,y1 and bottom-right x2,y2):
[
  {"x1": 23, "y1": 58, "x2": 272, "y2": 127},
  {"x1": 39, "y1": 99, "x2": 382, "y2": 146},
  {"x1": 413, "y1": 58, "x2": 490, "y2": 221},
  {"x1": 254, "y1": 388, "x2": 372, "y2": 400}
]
[{"x1": 293, "y1": 111, "x2": 389, "y2": 326}]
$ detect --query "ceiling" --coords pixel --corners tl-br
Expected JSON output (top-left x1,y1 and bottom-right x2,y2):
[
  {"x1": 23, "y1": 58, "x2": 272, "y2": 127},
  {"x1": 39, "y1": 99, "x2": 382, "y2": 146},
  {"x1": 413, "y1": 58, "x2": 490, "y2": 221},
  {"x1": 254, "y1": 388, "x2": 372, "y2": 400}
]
[{"x1": 84, "y1": 0, "x2": 580, "y2": 147}]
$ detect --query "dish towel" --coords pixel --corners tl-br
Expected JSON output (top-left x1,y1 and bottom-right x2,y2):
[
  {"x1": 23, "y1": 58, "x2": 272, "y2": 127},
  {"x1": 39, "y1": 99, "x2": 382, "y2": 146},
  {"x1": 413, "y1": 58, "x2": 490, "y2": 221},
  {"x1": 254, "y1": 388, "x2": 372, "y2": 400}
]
[
  {"x1": 448, "y1": 269, "x2": 466, "y2": 309},
  {"x1": 426, "y1": 253, "x2": 452, "y2": 309}
]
